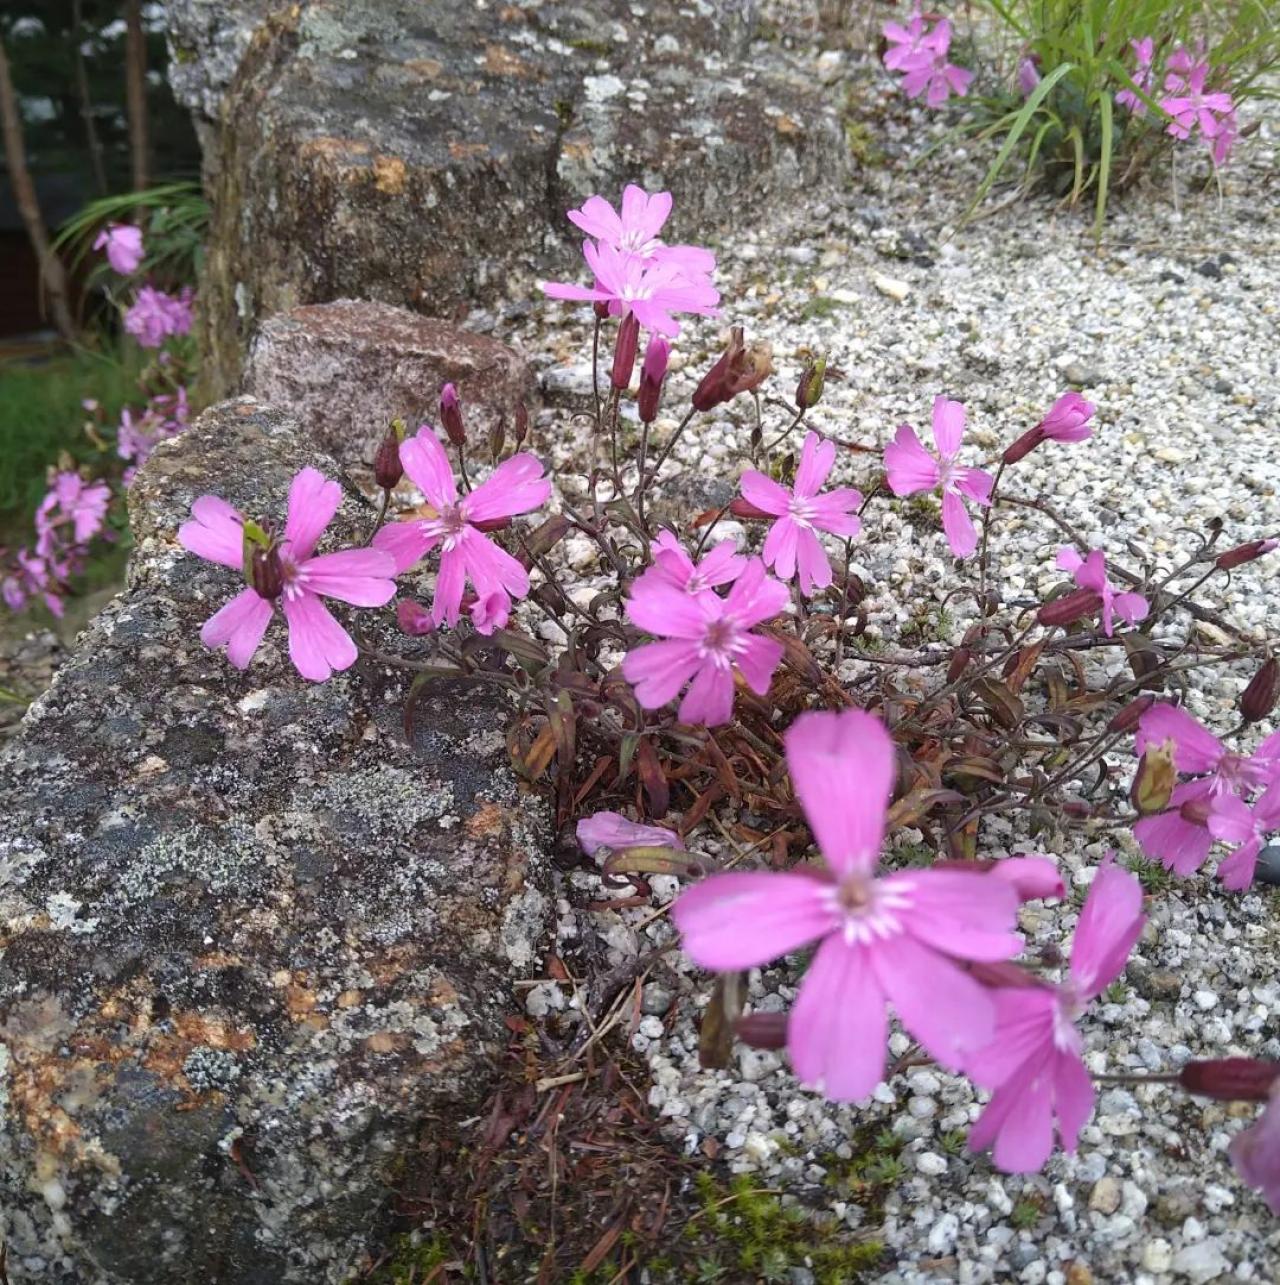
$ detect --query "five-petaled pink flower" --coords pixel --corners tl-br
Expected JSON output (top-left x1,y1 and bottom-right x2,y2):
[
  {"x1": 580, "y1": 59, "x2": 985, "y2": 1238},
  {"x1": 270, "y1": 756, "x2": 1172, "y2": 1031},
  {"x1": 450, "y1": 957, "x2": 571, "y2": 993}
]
[
  {"x1": 93, "y1": 222, "x2": 144, "y2": 275},
  {"x1": 1055, "y1": 546, "x2": 1148, "y2": 637},
  {"x1": 542, "y1": 240, "x2": 720, "y2": 338},
  {"x1": 884, "y1": 397, "x2": 994, "y2": 558},
  {"x1": 372, "y1": 425, "x2": 550, "y2": 633},
  {"x1": 966, "y1": 858, "x2": 1145, "y2": 1173},
  {"x1": 1115, "y1": 37, "x2": 1156, "y2": 116},
  {"x1": 1232, "y1": 1077, "x2": 1280, "y2": 1215},
  {"x1": 577, "y1": 811, "x2": 686, "y2": 858},
  {"x1": 673, "y1": 709, "x2": 1023, "y2": 1100},
  {"x1": 566, "y1": 184, "x2": 715, "y2": 280},
  {"x1": 901, "y1": 48, "x2": 974, "y2": 108},
  {"x1": 35, "y1": 472, "x2": 110, "y2": 559},
  {"x1": 1003, "y1": 391, "x2": 1095, "y2": 465},
  {"x1": 179, "y1": 468, "x2": 397, "y2": 681},
  {"x1": 1133, "y1": 704, "x2": 1280, "y2": 876},
  {"x1": 623, "y1": 558, "x2": 787, "y2": 727},
  {"x1": 640, "y1": 530, "x2": 745, "y2": 597},
  {"x1": 881, "y1": 14, "x2": 951, "y2": 73},
  {"x1": 1160, "y1": 60, "x2": 1235, "y2": 150},
  {"x1": 1208, "y1": 781, "x2": 1280, "y2": 891},
  {"x1": 125, "y1": 286, "x2": 194, "y2": 349},
  {"x1": 740, "y1": 431, "x2": 862, "y2": 596}
]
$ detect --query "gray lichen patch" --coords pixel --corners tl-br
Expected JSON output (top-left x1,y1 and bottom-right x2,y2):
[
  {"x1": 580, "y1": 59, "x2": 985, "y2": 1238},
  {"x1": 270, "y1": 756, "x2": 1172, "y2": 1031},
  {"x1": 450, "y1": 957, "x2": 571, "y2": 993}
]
[{"x1": 0, "y1": 399, "x2": 553, "y2": 1283}]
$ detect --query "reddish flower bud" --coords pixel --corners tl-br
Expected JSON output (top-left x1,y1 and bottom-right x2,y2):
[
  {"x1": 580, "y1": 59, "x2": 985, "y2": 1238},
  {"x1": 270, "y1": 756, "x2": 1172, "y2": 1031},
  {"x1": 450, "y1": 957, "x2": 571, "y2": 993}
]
[
  {"x1": 1179, "y1": 1058, "x2": 1280, "y2": 1103},
  {"x1": 691, "y1": 327, "x2": 774, "y2": 412},
  {"x1": 374, "y1": 419, "x2": 405, "y2": 490},
  {"x1": 1037, "y1": 587, "x2": 1102, "y2": 628},
  {"x1": 1179, "y1": 796, "x2": 1213, "y2": 827},
  {"x1": 1241, "y1": 658, "x2": 1279, "y2": 725},
  {"x1": 1108, "y1": 694, "x2": 1155, "y2": 735},
  {"x1": 396, "y1": 599, "x2": 436, "y2": 636},
  {"x1": 440, "y1": 383, "x2": 465, "y2": 447},
  {"x1": 795, "y1": 357, "x2": 826, "y2": 411},
  {"x1": 729, "y1": 496, "x2": 775, "y2": 521},
  {"x1": 734, "y1": 1011, "x2": 788, "y2": 1050},
  {"x1": 593, "y1": 300, "x2": 610, "y2": 321},
  {"x1": 611, "y1": 312, "x2": 640, "y2": 391},
  {"x1": 1216, "y1": 539, "x2": 1278, "y2": 571},
  {"x1": 489, "y1": 412, "x2": 507, "y2": 462},
  {"x1": 1130, "y1": 737, "x2": 1177, "y2": 816},
  {"x1": 247, "y1": 545, "x2": 284, "y2": 601},
  {"x1": 513, "y1": 402, "x2": 530, "y2": 448},
  {"x1": 947, "y1": 647, "x2": 971, "y2": 683},
  {"x1": 1001, "y1": 425, "x2": 1044, "y2": 466},
  {"x1": 637, "y1": 334, "x2": 669, "y2": 424}
]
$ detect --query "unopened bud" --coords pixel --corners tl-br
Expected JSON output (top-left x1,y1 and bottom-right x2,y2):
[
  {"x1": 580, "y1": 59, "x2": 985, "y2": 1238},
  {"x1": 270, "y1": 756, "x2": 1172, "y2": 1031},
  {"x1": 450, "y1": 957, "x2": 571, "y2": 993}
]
[
  {"x1": 243, "y1": 535, "x2": 284, "y2": 601},
  {"x1": 611, "y1": 312, "x2": 640, "y2": 391},
  {"x1": 489, "y1": 413, "x2": 507, "y2": 462},
  {"x1": 638, "y1": 334, "x2": 669, "y2": 424},
  {"x1": 374, "y1": 419, "x2": 405, "y2": 490},
  {"x1": 795, "y1": 357, "x2": 826, "y2": 410},
  {"x1": 593, "y1": 300, "x2": 611, "y2": 321},
  {"x1": 396, "y1": 599, "x2": 436, "y2": 636},
  {"x1": 513, "y1": 402, "x2": 530, "y2": 448},
  {"x1": 1240, "y1": 657, "x2": 1278, "y2": 725},
  {"x1": 1037, "y1": 587, "x2": 1102, "y2": 628},
  {"x1": 1130, "y1": 737, "x2": 1177, "y2": 816},
  {"x1": 1216, "y1": 539, "x2": 1278, "y2": 571},
  {"x1": 1108, "y1": 694, "x2": 1155, "y2": 735},
  {"x1": 1179, "y1": 796, "x2": 1213, "y2": 827},
  {"x1": 691, "y1": 327, "x2": 774, "y2": 412},
  {"x1": 1001, "y1": 424, "x2": 1044, "y2": 466},
  {"x1": 440, "y1": 383, "x2": 465, "y2": 447},
  {"x1": 729, "y1": 496, "x2": 774, "y2": 521},
  {"x1": 734, "y1": 1011, "x2": 788, "y2": 1050},
  {"x1": 1180, "y1": 1058, "x2": 1280, "y2": 1102},
  {"x1": 843, "y1": 571, "x2": 867, "y2": 607}
]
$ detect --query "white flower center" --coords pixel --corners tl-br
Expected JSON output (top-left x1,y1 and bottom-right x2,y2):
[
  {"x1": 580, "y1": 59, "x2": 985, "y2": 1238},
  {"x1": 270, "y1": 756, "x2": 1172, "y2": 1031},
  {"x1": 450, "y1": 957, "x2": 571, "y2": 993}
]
[{"x1": 824, "y1": 875, "x2": 910, "y2": 947}]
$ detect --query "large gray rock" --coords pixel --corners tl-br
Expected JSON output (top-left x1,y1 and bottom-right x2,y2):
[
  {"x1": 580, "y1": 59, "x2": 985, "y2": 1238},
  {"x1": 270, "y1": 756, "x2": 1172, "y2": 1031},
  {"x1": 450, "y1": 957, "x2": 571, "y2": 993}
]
[
  {"x1": 0, "y1": 400, "x2": 552, "y2": 1282},
  {"x1": 179, "y1": 0, "x2": 848, "y2": 397},
  {"x1": 242, "y1": 299, "x2": 535, "y2": 477}
]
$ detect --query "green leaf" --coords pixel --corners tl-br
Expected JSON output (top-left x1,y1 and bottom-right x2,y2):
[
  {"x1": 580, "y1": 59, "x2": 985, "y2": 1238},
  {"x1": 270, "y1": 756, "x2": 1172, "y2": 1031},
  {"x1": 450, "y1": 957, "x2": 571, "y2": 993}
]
[{"x1": 1094, "y1": 90, "x2": 1114, "y2": 239}]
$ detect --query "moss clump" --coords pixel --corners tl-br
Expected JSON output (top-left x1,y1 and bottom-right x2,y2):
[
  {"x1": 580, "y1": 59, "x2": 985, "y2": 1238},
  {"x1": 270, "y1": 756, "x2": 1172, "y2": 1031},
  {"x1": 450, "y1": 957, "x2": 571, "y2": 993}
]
[
  {"x1": 364, "y1": 1231, "x2": 458, "y2": 1283},
  {"x1": 683, "y1": 1172, "x2": 883, "y2": 1284},
  {"x1": 799, "y1": 295, "x2": 845, "y2": 321}
]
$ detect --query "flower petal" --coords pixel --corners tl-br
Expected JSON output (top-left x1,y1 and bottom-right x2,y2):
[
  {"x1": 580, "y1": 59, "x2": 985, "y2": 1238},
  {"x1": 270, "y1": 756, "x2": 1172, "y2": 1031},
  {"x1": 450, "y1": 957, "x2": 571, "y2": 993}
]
[
  {"x1": 281, "y1": 591, "x2": 358, "y2": 681},
  {"x1": 283, "y1": 468, "x2": 341, "y2": 562},
  {"x1": 301, "y1": 549, "x2": 398, "y2": 605},
  {"x1": 401, "y1": 427, "x2": 458, "y2": 510},
  {"x1": 179, "y1": 495, "x2": 245, "y2": 568},
  {"x1": 463, "y1": 453, "x2": 551, "y2": 523},
  {"x1": 1135, "y1": 703, "x2": 1223, "y2": 774},
  {"x1": 941, "y1": 489, "x2": 978, "y2": 558},
  {"x1": 678, "y1": 660, "x2": 735, "y2": 726},
  {"x1": 735, "y1": 633, "x2": 783, "y2": 696},
  {"x1": 739, "y1": 470, "x2": 791, "y2": 516},
  {"x1": 883, "y1": 868, "x2": 1022, "y2": 960},
  {"x1": 371, "y1": 521, "x2": 434, "y2": 574},
  {"x1": 884, "y1": 424, "x2": 940, "y2": 496},
  {"x1": 1069, "y1": 859, "x2": 1144, "y2": 999},
  {"x1": 201, "y1": 587, "x2": 273, "y2": 669},
  {"x1": 622, "y1": 639, "x2": 703, "y2": 709},
  {"x1": 794, "y1": 432, "x2": 836, "y2": 497},
  {"x1": 931, "y1": 396, "x2": 966, "y2": 458}
]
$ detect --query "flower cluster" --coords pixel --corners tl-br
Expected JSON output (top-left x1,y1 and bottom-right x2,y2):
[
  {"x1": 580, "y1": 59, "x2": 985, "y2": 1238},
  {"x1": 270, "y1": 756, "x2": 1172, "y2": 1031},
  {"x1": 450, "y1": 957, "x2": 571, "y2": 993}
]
[
  {"x1": 1117, "y1": 40, "x2": 1238, "y2": 166},
  {"x1": 124, "y1": 285, "x2": 195, "y2": 349},
  {"x1": 882, "y1": 10, "x2": 973, "y2": 108}
]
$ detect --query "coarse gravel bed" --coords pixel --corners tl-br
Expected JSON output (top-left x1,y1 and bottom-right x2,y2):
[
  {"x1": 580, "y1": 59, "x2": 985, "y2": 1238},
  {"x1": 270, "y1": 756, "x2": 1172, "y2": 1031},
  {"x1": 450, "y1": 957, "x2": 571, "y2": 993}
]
[{"x1": 468, "y1": 51, "x2": 1280, "y2": 1285}]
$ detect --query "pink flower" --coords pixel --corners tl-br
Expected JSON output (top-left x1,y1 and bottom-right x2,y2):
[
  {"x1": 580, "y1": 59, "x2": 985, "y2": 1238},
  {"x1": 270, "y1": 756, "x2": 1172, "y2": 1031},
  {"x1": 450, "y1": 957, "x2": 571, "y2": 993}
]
[
  {"x1": 1160, "y1": 62, "x2": 1234, "y2": 147},
  {"x1": 577, "y1": 811, "x2": 686, "y2": 858},
  {"x1": 469, "y1": 589, "x2": 511, "y2": 635},
  {"x1": 542, "y1": 240, "x2": 720, "y2": 338},
  {"x1": 673, "y1": 709, "x2": 1023, "y2": 1100},
  {"x1": 124, "y1": 286, "x2": 195, "y2": 348},
  {"x1": 1017, "y1": 55, "x2": 1041, "y2": 96},
  {"x1": 1, "y1": 548, "x2": 64, "y2": 617},
  {"x1": 179, "y1": 468, "x2": 398, "y2": 681},
  {"x1": 990, "y1": 856, "x2": 1066, "y2": 903},
  {"x1": 372, "y1": 426, "x2": 550, "y2": 629},
  {"x1": 566, "y1": 184, "x2": 716, "y2": 279},
  {"x1": 967, "y1": 859, "x2": 1145, "y2": 1172},
  {"x1": 640, "y1": 530, "x2": 745, "y2": 597},
  {"x1": 396, "y1": 599, "x2": 436, "y2": 635},
  {"x1": 1003, "y1": 392, "x2": 1095, "y2": 465},
  {"x1": 623, "y1": 558, "x2": 787, "y2": 727},
  {"x1": 884, "y1": 397, "x2": 994, "y2": 558},
  {"x1": 1232, "y1": 1078, "x2": 1280, "y2": 1214},
  {"x1": 93, "y1": 222, "x2": 144, "y2": 274},
  {"x1": 1055, "y1": 547, "x2": 1148, "y2": 637},
  {"x1": 1116, "y1": 38, "x2": 1155, "y2": 115},
  {"x1": 882, "y1": 14, "x2": 951, "y2": 73},
  {"x1": 34, "y1": 472, "x2": 110, "y2": 559},
  {"x1": 1133, "y1": 704, "x2": 1280, "y2": 875},
  {"x1": 1208, "y1": 782, "x2": 1280, "y2": 891},
  {"x1": 739, "y1": 431, "x2": 862, "y2": 596},
  {"x1": 900, "y1": 38, "x2": 974, "y2": 109}
]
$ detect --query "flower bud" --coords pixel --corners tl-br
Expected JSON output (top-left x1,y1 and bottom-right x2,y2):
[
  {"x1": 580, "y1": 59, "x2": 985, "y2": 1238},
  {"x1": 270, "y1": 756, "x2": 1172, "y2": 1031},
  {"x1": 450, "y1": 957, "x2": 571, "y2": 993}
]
[
  {"x1": 947, "y1": 647, "x2": 971, "y2": 683},
  {"x1": 1108, "y1": 694, "x2": 1155, "y2": 735},
  {"x1": 1037, "y1": 586, "x2": 1102, "y2": 628},
  {"x1": 638, "y1": 334, "x2": 669, "y2": 424},
  {"x1": 734, "y1": 1011, "x2": 788, "y2": 1050},
  {"x1": 1130, "y1": 737, "x2": 1177, "y2": 816},
  {"x1": 611, "y1": 312, "x2": 640, "y2": 391},
  {"x1": 241, "y1": 521, "x2": 284, "y2": 601},
  {"x1": 440, "y1": 383, "x2": 465, "y2": 447},
  {"x1": 795, "y1": 357, "x2": 826, "y2": 411},
  {"x1": 1001, "y1": 424, "x2": 1044, "y2": 466},
  {"x1": 691, "y1": 327, "x2": 773, "y2": 412},
  {"x1": 1240, "y1": 658, "x2": 1278, "y2": 725},
  {"x1": 513, "y1": 402, "x2": 530, "y2": 448},
  {"x1": 1216, "y1": 539, "x2": 1278, "y2": 571},
  {"x1": 396, "y1": 599, "x2": 436, "y2": 636},
  {"x1": 729, "y1": 496, "x2": 774, "y2": 521},
  {"x1": 1179, "y1": 1058, "x2": 1280, "y2": 1102},
  {"x1": 489, "y1": 413, "x2": 507, "y2": 462},
  {"x1": 374, "y1": 419, "x2": 405, "y2": 490},
  {"x1": 593, "y1": 300, "x2": 611, "y2": 321},
  {"x1": 1179, "y1": 796, "x2": 1213, "y2": 827}
]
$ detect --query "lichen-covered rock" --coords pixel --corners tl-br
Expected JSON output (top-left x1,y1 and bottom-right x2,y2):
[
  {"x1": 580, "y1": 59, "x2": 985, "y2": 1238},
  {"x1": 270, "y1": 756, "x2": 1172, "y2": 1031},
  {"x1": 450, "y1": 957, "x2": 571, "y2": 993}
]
[
  {"x1": 183, "y1": 0, "x2": 848, "y2": 397},
  {"x1": 242, "y1": 300, "x2": 535, "y2": 477},
  {"x1": 0, "y1": 399, "x2": 552, "y2": 1283}
]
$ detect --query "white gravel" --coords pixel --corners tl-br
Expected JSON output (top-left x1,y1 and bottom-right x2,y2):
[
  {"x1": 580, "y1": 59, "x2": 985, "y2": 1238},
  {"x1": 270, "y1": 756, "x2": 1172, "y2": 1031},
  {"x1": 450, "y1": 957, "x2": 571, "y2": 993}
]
[{"x1": 475, "y1": 38, "x2": 1280, "y2": 1285}]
